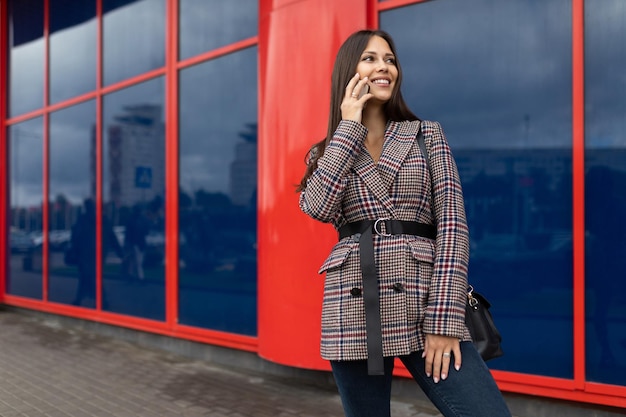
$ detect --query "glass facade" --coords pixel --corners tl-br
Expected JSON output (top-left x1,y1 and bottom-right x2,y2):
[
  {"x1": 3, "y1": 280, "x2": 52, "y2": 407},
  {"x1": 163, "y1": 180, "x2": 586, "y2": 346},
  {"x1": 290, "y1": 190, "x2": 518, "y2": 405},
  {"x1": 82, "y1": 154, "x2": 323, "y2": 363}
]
[
  {"x1": 48, "y1": 101, "x2": 97, "y2": 307},
  {"x1": 4, "y1": 0, "x2": 258, "y2": 328},
  {"x1": 179, "y1": 0, "x2": 258, "y2": 59},
  {"x1": 178, "y1": 47, "x2": 258, "y2": 335},
  {"x1": 381, "y1": 0, "x2": 574, "y2": 378},
  {"x1": 49, "y1": 0, "x2": 97, "y2": 104},
  {"x1": 8, "y1": 117, "x2": 44, "y2": 299},
  {"x1": 7, "y1": 0, "x2": 44, "y2": 116},
  {"x1": 102, "y1": 79, "x2": 166, "y2": 319},
  {"x1": 584, "y1": 0, "x2": 626, "y2": 386},
  {"x1": 103, "y1": 0, "x2": 166, "y2": 86}
]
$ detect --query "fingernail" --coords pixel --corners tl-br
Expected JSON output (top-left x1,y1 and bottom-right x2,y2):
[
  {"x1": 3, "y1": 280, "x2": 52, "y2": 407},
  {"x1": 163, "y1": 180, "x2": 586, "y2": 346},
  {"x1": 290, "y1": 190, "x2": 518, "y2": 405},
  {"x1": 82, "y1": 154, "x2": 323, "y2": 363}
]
[
  {"x1": 455, "y1": 365, "x2": 460, "y2": 371},
  {"x1": 433, "y1": 377, "x2": 439, "y2": 383},
  {"x1": 441, "y1": 373, "x2": 447, "y2": 380},
  {"x1": 426, "y1": 372, "x2": 431, "y2": 377}
]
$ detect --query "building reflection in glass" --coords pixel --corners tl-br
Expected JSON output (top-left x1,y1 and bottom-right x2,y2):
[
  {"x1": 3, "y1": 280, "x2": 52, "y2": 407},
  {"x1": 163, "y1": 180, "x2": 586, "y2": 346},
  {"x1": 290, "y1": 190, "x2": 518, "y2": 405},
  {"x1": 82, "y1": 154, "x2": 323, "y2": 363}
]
[
  {"x1": 47, "y1": 101, "x2": 98, "y2": 307},
  {"x1": 102, "y1": 78, "x2": 166, "y2": 320},
  {"x1": 8, "y1": 118, "x2": 44, "y2": 299},
  {"x1": 178, "y1": 47, "x2": 258, "y2": 335}
]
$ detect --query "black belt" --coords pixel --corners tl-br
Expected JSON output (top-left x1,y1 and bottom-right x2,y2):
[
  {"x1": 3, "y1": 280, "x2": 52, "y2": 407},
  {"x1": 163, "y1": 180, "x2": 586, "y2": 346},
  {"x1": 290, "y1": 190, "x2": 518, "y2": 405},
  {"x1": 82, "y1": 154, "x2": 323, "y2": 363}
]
[{"x1": 338, "y1": 219, "x2": 436, "y2": 375}]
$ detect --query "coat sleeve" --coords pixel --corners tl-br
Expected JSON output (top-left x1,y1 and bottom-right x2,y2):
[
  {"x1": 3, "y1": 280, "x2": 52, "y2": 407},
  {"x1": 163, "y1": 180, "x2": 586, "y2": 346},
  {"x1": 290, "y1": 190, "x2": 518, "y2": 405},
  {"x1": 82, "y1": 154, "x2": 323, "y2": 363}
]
[
  {"x1": 299, "y1": 120, "x2": 367, "y2": 223},
  {"x1": 422, "y1": 121, "x2": 470, "y2": 339}
]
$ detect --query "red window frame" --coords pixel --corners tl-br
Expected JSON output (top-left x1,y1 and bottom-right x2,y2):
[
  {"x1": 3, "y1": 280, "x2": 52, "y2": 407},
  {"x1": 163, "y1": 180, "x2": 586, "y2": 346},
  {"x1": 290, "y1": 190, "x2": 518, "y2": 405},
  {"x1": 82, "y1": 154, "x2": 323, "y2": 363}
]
[
  {"x1": 374, "y1": 0, "x2": 626, "y2": 408},
  {"x1": 0, "y1": 0, "x2": 258, "y2": 352}
]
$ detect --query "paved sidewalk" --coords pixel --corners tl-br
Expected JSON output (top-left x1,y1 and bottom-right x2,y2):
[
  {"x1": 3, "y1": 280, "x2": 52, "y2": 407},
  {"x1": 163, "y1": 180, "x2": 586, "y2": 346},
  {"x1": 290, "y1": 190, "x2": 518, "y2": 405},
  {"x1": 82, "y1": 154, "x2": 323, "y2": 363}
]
[{"x1": 0, "y1": 307, "x2": 443, "y2": 417}]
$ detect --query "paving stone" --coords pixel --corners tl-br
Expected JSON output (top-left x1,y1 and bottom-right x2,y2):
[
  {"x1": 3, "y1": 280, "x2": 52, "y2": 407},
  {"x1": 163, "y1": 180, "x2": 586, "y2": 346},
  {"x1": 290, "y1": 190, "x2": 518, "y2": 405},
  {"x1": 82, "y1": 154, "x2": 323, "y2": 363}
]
[{"x1": 0, "y1": 308, "x2": 461, "y2": 417}]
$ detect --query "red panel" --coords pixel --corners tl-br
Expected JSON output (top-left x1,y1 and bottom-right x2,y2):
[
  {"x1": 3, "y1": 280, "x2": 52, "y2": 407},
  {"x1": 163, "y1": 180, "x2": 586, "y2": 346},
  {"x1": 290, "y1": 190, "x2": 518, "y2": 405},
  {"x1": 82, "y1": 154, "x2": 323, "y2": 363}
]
[
  {"x1": 94, "y1": 0, "x2": 108, "y2": 310},
  {"x1": 571, "y1": 0, "x2": 586, "y2": 389},
  {"x1": 257, "y1": 0, "x2": 368, "y2": 370},
  {"x1": 95, "y1": 0, "x2": 104, "y2": 310},
  {"x1": 269, "y1": 0, "x2": 303, "y2": 8},
  {"x1": 42, "y1": 0, "x2": 50, "y2": 301},
  {"x1": 164, "y1": 0, "x2": 179, "y2": 327},
  {"x1": 0, "y1": 0, "x2": 7, "y2": 301}
]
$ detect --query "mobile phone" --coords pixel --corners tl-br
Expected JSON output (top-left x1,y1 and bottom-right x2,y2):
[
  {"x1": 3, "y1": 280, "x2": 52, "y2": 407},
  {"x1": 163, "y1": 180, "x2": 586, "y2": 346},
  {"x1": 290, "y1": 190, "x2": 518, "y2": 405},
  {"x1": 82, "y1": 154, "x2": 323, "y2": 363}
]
[{"x1": 358, "y1": 84, "x2": 369, "y2": 99}]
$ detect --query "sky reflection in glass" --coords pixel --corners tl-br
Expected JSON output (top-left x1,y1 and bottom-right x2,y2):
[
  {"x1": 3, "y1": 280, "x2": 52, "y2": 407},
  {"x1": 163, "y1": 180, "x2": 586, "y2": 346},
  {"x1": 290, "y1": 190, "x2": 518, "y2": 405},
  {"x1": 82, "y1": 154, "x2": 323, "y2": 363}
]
[{"x1": 382, "y1": 0, "x2": 573, "y2": 378}]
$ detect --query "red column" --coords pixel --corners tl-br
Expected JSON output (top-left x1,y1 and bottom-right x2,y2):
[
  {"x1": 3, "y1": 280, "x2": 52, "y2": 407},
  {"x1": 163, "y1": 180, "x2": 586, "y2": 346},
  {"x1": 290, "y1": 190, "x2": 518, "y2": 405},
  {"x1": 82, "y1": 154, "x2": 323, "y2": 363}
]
[
  {"x1": 571, "y1": 0, "x2": 586, "y2": 390},
  {"x1": 257, "y1": 0, "x2": 368, "y2": 370},
  {"x1": 0, "y1": 0, "x2": 7, "y2": 301}
]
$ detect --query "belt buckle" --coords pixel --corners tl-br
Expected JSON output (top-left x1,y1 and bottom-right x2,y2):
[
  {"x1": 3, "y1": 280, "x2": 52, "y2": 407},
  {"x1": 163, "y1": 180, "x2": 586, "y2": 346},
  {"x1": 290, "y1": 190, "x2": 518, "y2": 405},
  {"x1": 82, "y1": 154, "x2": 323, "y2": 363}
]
[{"x1": 373, "y1": 218, "x2": 391, "y2": 237}]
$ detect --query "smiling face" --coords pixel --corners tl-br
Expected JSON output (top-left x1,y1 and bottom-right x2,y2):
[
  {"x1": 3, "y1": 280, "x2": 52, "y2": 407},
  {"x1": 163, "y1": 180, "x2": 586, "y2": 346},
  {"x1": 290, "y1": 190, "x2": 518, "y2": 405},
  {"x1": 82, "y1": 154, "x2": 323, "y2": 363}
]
[{"x1": 356, "y1": 35, "x2": 398, "y2": 104}]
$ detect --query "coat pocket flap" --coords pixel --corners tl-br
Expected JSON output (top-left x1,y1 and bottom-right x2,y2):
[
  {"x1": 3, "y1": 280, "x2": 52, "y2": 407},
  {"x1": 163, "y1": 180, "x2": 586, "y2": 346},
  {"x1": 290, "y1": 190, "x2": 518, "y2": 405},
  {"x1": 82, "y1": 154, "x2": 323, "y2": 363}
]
[
  {"x1": 319, "y1": 240, "x2": 355, "y2": 274},
  {"x1": 407, "y1": 238, "x2": 435, "y2": 264}
]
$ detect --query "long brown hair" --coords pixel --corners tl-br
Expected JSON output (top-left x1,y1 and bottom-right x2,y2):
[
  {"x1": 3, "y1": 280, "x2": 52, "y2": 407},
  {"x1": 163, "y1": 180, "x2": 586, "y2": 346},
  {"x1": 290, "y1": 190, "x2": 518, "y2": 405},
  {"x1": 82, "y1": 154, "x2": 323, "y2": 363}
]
[{"x1": 296, "y1": 30, "x2": 418, "y2": 192}]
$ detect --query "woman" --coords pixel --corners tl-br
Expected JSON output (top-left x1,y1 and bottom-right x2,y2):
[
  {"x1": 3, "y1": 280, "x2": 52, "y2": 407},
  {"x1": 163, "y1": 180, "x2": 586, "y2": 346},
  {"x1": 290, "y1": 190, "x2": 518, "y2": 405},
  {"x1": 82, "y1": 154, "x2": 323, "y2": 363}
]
[{"x1": 297, "y1": 30, "x2": 512, "y2": 417}]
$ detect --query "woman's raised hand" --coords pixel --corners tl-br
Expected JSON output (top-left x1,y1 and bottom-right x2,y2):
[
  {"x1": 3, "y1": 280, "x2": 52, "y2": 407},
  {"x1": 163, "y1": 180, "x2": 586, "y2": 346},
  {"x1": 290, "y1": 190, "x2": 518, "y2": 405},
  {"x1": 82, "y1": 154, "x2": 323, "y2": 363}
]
[{"x1": 341, "y1": 73, "x2": 372, "y2": 123}]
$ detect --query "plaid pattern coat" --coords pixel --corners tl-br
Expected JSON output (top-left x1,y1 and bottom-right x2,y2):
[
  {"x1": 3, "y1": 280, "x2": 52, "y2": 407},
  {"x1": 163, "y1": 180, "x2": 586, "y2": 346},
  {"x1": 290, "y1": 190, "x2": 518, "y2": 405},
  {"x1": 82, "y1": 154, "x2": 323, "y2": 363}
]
[{"x1": 299, "y1": 119, "x2": 472, "y2": 361}]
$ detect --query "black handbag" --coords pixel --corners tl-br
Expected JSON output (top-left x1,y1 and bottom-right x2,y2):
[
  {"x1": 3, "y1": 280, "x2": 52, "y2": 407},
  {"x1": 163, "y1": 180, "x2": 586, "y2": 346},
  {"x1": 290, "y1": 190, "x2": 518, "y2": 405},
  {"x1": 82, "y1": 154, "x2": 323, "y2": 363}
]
[
  {"x1": 417, "y1": 129, "x2": 504, "y2": 361},
  {"x1": 465, "y1": 286, "x2": 503, "y2": 361}
]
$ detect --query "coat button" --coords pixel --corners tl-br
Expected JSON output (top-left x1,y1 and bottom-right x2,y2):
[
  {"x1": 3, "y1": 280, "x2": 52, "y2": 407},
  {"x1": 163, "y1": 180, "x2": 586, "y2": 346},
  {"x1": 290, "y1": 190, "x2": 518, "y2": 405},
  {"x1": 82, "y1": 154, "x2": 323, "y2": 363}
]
[
  {"x1": 392, "y1": 283, "x2": 404, "y2": 292},
  {"x1": 350, "y1": 287, "x2": 362, "y2": 297}
]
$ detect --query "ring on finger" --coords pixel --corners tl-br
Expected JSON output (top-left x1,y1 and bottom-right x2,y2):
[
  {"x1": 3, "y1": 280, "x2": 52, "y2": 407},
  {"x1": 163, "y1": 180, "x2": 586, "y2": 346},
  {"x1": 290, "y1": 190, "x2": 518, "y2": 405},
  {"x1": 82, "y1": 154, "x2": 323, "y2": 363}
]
[
  {"x1": 443, "y1": 352, "x2": 451, "y2": 358},
  {"x1": 351, "y1": 93, "x2": 358, "y2": 98}
]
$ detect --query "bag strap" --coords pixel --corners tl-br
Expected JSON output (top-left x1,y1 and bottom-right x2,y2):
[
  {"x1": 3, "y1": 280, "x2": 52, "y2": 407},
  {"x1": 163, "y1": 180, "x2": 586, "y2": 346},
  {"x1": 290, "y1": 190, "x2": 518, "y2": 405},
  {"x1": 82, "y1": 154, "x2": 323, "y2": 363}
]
[
  {"x1": 417, "y1": 129, "x2": 429, "y2": 170},
  {"x1": 417, "y1": 129, "x2": 435, "y2": 220},
  {"x1": 418, "y1": 128, "x2": 474, "y2": 296}
]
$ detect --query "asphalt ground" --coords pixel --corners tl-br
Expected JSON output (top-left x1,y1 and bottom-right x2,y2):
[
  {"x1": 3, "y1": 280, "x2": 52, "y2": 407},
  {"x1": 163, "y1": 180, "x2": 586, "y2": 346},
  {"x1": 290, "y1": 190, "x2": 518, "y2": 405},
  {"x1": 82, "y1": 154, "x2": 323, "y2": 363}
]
[{"x1": 0, "y1": 307, "x2": 445, "y2": 417}]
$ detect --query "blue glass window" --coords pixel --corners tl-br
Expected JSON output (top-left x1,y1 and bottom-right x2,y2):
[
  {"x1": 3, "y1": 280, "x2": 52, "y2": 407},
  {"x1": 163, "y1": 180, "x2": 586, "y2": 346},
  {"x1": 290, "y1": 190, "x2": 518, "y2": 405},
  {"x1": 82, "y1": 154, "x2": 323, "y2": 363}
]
[
  {"x1": 178, "y1": 47, "x2": 258, "y2": 335},
  {"x1": 584, "y1": 0, "x2": 626, "y2": 386},
  {"x1": 103, "y1": 0, "x2": 165, "y2": 86},
  {"x1": 7, "y1": 0, "x2": 44, "y2": 117},
  {"x1": 47, "y1": 101, "x2": 97, "y2": 307},
  {"x1": 102, "y1": 78, "x2": 166, "y2": 319},
  {"x1": 382, "y1": 0, "x2": 573, "y2": 378},
  {"x1": 8, "y1": 118, "x2": 44, "y2": 299},
  {"x1": 49, "y1": 0, "x2": 97, "y2": 103},
  {"x1": 179, "y1": 0, "x2": 258, "y2": 60}
]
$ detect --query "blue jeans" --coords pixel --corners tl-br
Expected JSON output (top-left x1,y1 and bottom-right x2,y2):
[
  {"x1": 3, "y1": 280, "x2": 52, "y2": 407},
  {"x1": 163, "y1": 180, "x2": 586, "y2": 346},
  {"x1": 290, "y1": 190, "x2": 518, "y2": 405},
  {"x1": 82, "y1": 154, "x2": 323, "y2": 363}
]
[{"x1": 330, "y1": 341, "x2": 512, "y2": 417}]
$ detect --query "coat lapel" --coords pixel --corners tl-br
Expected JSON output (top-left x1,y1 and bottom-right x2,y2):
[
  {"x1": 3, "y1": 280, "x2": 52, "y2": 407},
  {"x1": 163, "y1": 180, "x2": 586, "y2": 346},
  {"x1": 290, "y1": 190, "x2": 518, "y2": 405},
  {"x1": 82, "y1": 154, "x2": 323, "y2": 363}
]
[
  {"x1": 353, "y1": 148, "x2": 396, "y2": 215},
  {"x1": 377, "y1": 120, "x2": 420, "y2": 191},
  {"x1": 352, "y1": 120, "x2": 421, "y2": 217}
]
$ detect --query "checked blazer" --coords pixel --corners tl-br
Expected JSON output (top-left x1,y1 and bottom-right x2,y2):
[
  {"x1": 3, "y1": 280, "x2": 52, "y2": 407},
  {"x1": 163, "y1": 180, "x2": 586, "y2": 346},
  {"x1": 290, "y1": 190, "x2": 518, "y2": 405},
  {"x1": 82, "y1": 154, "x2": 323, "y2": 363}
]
[{"x1": 299, "y1": 119, "x2": 472, "y2": 361}]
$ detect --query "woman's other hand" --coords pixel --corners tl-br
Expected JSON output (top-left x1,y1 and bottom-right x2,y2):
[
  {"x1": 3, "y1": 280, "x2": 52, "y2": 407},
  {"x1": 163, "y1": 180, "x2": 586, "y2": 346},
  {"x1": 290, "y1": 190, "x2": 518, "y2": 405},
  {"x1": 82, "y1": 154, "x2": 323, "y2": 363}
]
[
  {"x1": 422, "y1": 334, "x2": 462, "y2": 383},
  {"x1": 341, "y1": 73, "x2": 372, "y2": 123}
]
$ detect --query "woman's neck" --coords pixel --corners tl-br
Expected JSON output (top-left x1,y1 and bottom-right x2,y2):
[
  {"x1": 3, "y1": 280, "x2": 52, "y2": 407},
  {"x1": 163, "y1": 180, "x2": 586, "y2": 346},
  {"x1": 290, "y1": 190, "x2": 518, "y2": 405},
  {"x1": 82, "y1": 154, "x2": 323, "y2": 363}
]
[
  {"x1": 362, "y1": 106, "x2": 387, "y2": 143},
  {"x1": 361, "y1": 105, "x2": 388, "y2": 164}
]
